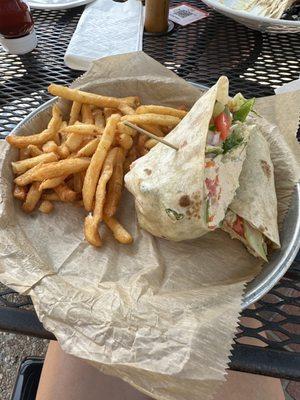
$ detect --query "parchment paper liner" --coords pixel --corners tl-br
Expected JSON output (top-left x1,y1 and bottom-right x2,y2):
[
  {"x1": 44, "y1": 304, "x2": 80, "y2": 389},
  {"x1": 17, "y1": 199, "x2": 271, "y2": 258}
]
[{"x1": 0, "y1": 52, "x2": 299, "y2": 400}]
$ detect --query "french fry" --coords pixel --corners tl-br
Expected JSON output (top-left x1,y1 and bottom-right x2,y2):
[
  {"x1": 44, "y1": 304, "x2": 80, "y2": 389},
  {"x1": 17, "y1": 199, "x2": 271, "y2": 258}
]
[
  {"x1": 136, "y1": 105, "x2": 187, "y2": 118},
  {"x1": 82, "y1": 114, "x2": 120, "y2": 211},
  {"x1": 140, "y1": 123, "x2": 164, "y2": 137},
  {"x1": 57, "y1": 144, "x2": 70, "y2": 159},
  {"x1": 65, "y1": 134, "x2": 84, "y2": 152},
  {"x1": 77, "y1": 138, "x2": 100, "y2": 157},
  {"x1": 61, "y1": 124, "x2": 102, "y2": 136},
  {"x1": 27, "y1": 145, "x2": 43, "y2": 157},
  {"x1": 103, "y1": 108, "x2": 121, "y2": 121},
  {"x1": 117, "y1": 121, "x2": 136, "y2": 137},
  {"x1": 84, "y1": 215, "x2": 102, "y2": 247},
  {"x1": 15, "y1": 158, "x2": 90, "y2": 186},
  {"x1": 120, "y1": 96, "x2": 140, "y2": 108},
  {"x1": 39, "y1": 200, "x2": 54, "y2": 214},
  {"x1": 6, "y1": 105, "x2": 62, "y2": 148},
  {"x1": 48, "y1": 84, "x2": 126, "y2": 108},
  {"x1": 94, "y1": 109, "x2": 105, "y2": 129},
  {"x1": 121, "y1": 113, "x2": 180, "y2": 127},
  {"x1": 73, "y1": 172, "x2": 84, "y2": 193},
  {"x1": 11, "y1": 152, "x2": 58, "y2": 175},
  {"x1": 59, "y1": 121, "x2": 68, "y2": 143},
  {"x1": 118, "y1": 133, "x2": 133, "y2": 150},
  {"x1": 13, "y1": 184, "x2": 27, "y2": 201},
  {"x1": 22, "y1": 182, "x2": 42, "y2": 213},
  {"x1": 81, "y1": 104, "x2": 94, "y2": 124},
  {"x1": 103, "y1": 215, "x2": 133, "y2": 244},
  {"x1": 39, "y1": 175, "x2": 67, "y2": 191},
  {"x1": 69, "y1": 101, "x2": 81, "y2": 125},
  {"x1": 137, "y1": 133, "x2": 148, "y2": 157},
  {"x1": 93, "y1": 147, "x2": 118, "y2": 223},
  {"x1": 104, "y1": 148, "x2": 125, "y2": 217},
  {"x1": 54, "y1": 183, "x2": 77, "y2": 202},
  {"x1": 19, "y1": 148, "x2": 31, "y2": 160},
  {"x1": 42, "y1": 192, "x2": 61, "y2": 202},
  {"x1": 118, "y1": 103, "x2": 135, "y2": 115},
  {"x1": 145, "y1": 138, "x2": 158, "y2": 149},
  {"x1": 161, "y1": 126, "x2": 173, "y2": 135},
  {"x1": 42, "y1": 141, "x2": 58, "y2": 153}
]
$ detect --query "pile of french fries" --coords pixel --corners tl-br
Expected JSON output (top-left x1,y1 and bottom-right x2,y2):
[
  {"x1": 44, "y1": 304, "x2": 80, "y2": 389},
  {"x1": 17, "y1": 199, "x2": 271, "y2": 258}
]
[{"x1": 7, "y1": 84, "x2": 187, "y2": 247}]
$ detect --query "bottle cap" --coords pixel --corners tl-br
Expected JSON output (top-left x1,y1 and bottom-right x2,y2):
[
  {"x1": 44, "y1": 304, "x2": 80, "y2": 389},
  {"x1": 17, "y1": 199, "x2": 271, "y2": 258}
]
[{"x1": 0, "y1": 29, "x2": 37, "y2": 55}]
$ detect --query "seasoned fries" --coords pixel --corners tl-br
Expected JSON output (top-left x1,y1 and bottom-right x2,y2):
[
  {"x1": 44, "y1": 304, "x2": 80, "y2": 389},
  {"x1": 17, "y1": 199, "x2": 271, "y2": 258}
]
[
  {"x1": 136, "y1": 105, "x2": 187, "y2": 118},
  {"x1": 8, "y1": 84, "x2": 185, "y2": 246},
  {"x1": 82, "y1": 114, "x2": 120, "y2": 211},
  {"x1": 11, "y1": 152, "x2": 58, "y2": 175},
  {"x1": 121, "y1": 113, "x2": 180, "y2": 127}
]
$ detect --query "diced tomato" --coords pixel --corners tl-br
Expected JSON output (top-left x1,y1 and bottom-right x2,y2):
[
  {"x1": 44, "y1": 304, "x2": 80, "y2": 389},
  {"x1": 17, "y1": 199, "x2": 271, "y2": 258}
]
[
  {"x1": 214, "y1": 112, "x2": 231, "y2": 140},
  {"x1": 205, "y1": 176, "x2": 219, "y2": 197},
  {"x1": 233, "y1": 216, "x2": 244, "y2": 237}
]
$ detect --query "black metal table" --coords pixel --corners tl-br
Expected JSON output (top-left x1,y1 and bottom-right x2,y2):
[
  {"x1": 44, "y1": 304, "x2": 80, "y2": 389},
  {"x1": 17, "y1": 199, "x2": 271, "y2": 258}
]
[{"x1": 0, "y1": 0, "x2": 300, "y2": 381}]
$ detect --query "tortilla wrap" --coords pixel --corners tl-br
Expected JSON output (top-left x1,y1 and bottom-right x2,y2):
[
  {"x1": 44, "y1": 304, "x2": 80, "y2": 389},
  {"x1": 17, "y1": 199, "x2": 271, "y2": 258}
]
[
  {"x1": 222, "y1": 126, "x2": 280, "y2": 258},
  {"x1": 125, "y1": 76, "x2": 251, "y2": 241}
]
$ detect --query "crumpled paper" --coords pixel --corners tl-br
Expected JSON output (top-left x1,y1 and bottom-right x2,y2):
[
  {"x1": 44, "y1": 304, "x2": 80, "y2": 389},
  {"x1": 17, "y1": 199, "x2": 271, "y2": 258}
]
[{"x1": 0, "y1": 52, "x2": 299, "y2": 400}]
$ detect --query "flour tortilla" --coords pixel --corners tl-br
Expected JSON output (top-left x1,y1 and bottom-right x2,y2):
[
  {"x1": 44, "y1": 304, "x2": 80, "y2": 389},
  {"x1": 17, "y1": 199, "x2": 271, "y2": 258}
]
[
  {"x1": 125, "y1": 76, "x2": 251, "y2": 241},
  {"x1": 223, "y1": 126, "x2": 280, "y2": 258}
]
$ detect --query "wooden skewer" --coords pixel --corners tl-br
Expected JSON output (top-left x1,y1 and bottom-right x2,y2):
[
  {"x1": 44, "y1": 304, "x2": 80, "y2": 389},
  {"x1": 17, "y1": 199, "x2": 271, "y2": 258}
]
[{"x1": 123, "y1": 121, "x2": 179, "y2": 151}]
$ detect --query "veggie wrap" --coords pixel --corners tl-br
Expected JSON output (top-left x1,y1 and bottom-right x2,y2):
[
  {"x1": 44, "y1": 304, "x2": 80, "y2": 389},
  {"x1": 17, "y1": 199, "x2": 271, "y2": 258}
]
[
  {"x1": 222, "y1": 127, "x2": 280, "y2": 261},
  {"x1": 125, "y1": 76, "x2": 252, "y2": 241}
]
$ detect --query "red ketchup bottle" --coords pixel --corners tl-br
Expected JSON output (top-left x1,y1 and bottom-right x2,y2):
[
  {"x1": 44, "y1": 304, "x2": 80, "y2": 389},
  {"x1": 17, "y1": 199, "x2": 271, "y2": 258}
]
[{"x1": 0, "y1": 0, "x2": 37, "y2": 55}]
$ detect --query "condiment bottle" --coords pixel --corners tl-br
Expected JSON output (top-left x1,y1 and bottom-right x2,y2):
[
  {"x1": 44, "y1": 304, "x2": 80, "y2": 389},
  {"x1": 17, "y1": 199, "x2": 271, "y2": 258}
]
[
  {"x1": 0, "y1": 0, "x2": 37, "y2": 55},
  {"x1": 144, "y1": 0, "x2": 170, "y2": 33}
]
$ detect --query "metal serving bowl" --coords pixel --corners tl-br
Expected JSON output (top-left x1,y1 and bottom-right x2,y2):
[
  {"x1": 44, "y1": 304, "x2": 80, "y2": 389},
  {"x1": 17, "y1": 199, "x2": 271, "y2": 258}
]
[{"x1": 9, "y1": 96, "x2": 300, "y2": 310}]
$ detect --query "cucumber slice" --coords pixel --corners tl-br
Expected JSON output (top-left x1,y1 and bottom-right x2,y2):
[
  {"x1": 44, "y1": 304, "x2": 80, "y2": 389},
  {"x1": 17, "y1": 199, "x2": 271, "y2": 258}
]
[
  {"x1": 212, "y1": 101, "x2": 225, "y2": 118},
  {"x1": 244, "y1": 220, "x2": 268, "y2": 261}
]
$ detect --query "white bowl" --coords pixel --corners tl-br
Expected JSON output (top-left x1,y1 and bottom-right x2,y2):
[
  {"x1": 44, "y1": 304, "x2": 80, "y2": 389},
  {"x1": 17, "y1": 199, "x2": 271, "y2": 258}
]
[{"x1": 202, "y1": 0, "x2": 300, "y2": 33}]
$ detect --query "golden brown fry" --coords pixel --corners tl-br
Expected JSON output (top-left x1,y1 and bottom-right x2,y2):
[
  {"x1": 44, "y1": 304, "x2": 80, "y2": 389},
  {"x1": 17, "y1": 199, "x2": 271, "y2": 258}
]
[
  {"x1": 118, "y1": 103, "x2": 135, "y2": 115},
  {"x1": 59, "y1": 121, "x2": 68, "y2": 143},
  {"x1": 121, "y1": 113, "x2": 180, "y2": 127},
  {"x1": 84, "y1": 215, "x2": 102, "y2": 247},
  {"x1": 13, "y1": 184, "x2": 27, "y2": 201},
  {"x1": 81, "y1": 104, "x2": 94, "y2": 124},
  {"x1": 15, "y1": 158, "x2": 90, "y2": 186},
  {"x1": 103, "y1": 108, "x2": 121, "y2": 121},
  {"x1": 39, "y1": 200, "x2": 54, "y2": 214},
  {"x1": 42, "y1": 192, "x2": 61, "y2": 202},
  {"x1": 76, "y1": 138, "x2": 100, "y2": 157},
  {"x1": 19, "y1": 148, "x2": 31, "y2": 160},
  {"x1": 140, "y1": 123, "x2": 164, "y2": 137},
  {"x1": 93, "y1": 109, "x2": 105, "y2": 129},
  {"x1": 69, "y1": 101, "x2": 81, "y2": 125},
  {"x1": 42, "y1": 141, "x2": 58, "y2": 153},
  {"x1": 6, "y1": 105, "x2": 62, "y2": 148},
  {"x1": 22, "y1": 182, "x2": 42, "y2": 213},
  {"x1": 61, "y1": 124, "x2": 102, "y2": 136},
  {"x1": 54, "y1": 183, "x2": 77, "y2": 202},
  {"x1": 73, "y1": 172, "x2": 84, "y2": 193},
  {"x1": 104, "y1": 148, "x2": 125, "y2": 217},
  {"x1": 120, "y1": 96, "x2": 140, "y2": 108},
  {"x1": 145, "y1": 138, "x2": 158, "y2": 149},
  {"x1": 82, "y1": 114, "x2": 120, "y2": 211},
  {"x1": 65, "y1": 134, "x2": 84, "y2": 152},
  {"x1": 161, "y1": 126, "x2": 173, "y2": 135},
  {"x1": 103, "y1": 215, "x2": 133, "y2": 244},
  {"x1": 11, "y1": 152, "x2": 58, "y2": 175},
  {"x1": 117, "y1": 122, "x2": 136, "y2": 137},
  {"x1": 124, "y1": 145, "x2": 138, "y2": 173},
  {"x1": 27, "y1": 145, "x2": 43, "y2": 157},
  {"x1": 136, "y1": 105, "x2": 187, "y2": 118},
  {"x1": 137, "y1": 133, "x2": 148, "y2": 157},
  {"x1": 39, "y1": 175, "x2": 66, "y2": 191},
  {"x1": 93, "y1": 147, "x2": 118, "y2": 223},
  {"x1": 57, "y1": 144, "x2": 70, "y2": 159},
  {"x1": 118, "y1": 133, "x2": 133, "y2": 150},
  {"x1": 48, "y1": 84, "x2": 126, "y2": 108}
]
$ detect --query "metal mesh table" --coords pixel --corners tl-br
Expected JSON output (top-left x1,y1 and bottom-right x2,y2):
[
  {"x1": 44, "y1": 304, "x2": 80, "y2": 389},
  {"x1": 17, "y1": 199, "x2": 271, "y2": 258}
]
[{"x1": 0, "y1": 0, "x2": 300, "y2": 380}]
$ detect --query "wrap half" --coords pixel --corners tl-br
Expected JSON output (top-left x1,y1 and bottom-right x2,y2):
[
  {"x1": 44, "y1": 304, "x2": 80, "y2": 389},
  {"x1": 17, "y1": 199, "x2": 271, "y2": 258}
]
[
  {"x1": 222, "y1": 127, "x2": 280, "y2": 261},
  {"x1": 125, "y1": 76, "x2": 252, "y2": 241}
]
